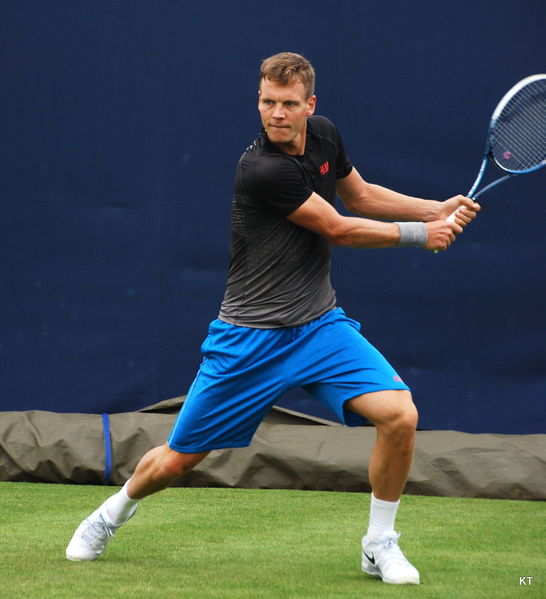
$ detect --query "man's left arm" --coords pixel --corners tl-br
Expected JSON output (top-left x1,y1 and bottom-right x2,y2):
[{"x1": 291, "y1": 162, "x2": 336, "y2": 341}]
[{"x1": 336, "y1": 167, "x2": 480, "y2": 226}]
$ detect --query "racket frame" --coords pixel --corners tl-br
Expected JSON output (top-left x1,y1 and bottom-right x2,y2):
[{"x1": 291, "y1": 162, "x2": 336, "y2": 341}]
[{"x1": 468, "y1": 73, "x2": 546, "y2": 200}]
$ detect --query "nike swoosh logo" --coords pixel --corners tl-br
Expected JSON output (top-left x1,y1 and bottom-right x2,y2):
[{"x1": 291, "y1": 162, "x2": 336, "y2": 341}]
[{"x1": 363, "y1": 551, "x2": 375, "y2": 565}]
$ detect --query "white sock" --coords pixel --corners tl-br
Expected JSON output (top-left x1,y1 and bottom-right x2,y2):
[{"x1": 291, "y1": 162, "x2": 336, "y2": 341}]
[
  {"x1": 366, "y1": 493, "x2": 400, "y2": 540},
  {"x1": 102, "y1": 481, "x2": 139, "y2": 526}
]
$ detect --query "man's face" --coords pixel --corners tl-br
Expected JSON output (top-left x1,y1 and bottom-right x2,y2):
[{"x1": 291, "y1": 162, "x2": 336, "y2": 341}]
[{"x1": 258, "y1": 78, "x2": 316, "y2": 155}]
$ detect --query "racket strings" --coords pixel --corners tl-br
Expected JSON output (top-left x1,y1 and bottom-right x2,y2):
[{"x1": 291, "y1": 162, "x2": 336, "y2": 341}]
[
  {"x1": 491, "y1": 79, "x2": 545, "y2": 172},
  {"x1": 493, "y1": 105, "x2": 544, "y2": 169},
  {"x1": 496, "y1": 98, "x2": 544, "y2": 163}
]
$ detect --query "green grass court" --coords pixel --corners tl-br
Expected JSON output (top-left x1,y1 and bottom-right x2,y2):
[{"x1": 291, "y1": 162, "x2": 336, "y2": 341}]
[{"x1": 0, "y1": 482, "x2": 543, "y2": 598}]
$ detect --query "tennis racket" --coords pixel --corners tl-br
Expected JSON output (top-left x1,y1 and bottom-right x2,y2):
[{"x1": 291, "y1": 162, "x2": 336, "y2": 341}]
[{"x1": 447, "y1": 73, "x2": 546, "y2": 223}]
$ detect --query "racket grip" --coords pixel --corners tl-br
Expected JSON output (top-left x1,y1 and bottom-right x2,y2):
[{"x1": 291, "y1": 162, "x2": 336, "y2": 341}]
[
  {"x1": 446, "y1": 210, "x2": 458, "y2": 223},
  {"x1": 433, "y1": 209, "x2": 458, "y2": 253}
]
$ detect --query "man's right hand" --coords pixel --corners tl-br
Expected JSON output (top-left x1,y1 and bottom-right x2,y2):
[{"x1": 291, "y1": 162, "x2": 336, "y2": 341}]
[{"x1": 425, "y1": 220, "x2": 463, "y2": 251}]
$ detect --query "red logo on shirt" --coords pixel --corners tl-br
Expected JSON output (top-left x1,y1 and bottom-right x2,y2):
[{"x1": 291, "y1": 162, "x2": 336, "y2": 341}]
[{"x1": 319, "y1": 161, "x2": 330, "y2": 176}]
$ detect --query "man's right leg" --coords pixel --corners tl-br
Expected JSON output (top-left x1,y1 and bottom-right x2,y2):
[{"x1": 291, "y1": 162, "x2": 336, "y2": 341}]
[
  {"x1": 125, "y1": 444, "x2": 209, "y2": 500},
  {"x1": 66, "y1": 320, "x2": 287, "y2": 561},
  {"x1": 66, "y1": 445, "x2": 209, "y2": 561}
]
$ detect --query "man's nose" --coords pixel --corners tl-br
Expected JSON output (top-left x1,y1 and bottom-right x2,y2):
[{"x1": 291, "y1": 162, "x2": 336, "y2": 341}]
[{"x1": 272, "y1": 103, "x2": 285, "y2": 119}]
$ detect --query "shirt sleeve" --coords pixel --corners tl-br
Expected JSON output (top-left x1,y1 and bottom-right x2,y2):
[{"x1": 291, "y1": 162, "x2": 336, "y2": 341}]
[{"x1": 241, "y1": 155, "x2": 313, "y2": 217}]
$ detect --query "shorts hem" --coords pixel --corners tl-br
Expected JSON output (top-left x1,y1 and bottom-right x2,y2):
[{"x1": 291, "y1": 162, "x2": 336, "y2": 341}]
[{"x1": 167, "y1": 438, "x2": 251, "y2": 453}]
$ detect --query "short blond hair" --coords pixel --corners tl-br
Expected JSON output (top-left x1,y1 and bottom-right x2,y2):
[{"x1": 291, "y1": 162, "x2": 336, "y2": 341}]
[{"x1": 260, "y1": 52, "x2": 315, "y2": 99}]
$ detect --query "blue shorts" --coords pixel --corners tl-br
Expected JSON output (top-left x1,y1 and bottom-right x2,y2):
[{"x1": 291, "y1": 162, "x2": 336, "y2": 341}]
[{"x1": 168, "y1": 307, "x2": 409, "y2": 453}]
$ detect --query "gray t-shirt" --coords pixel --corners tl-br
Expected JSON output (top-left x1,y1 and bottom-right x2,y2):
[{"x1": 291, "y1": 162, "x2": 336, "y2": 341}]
[{"x1": 218, "y1": 115, "x2": 353, "y2": 328}]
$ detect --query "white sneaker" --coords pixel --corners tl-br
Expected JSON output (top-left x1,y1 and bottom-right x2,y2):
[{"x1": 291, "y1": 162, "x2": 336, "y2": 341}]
[
  {"x1": 361, "y1": 530, "x2": 420, "y2": 585},
  {"x1": 66, "y1": 505, "x2": 137, "y2": 561}
]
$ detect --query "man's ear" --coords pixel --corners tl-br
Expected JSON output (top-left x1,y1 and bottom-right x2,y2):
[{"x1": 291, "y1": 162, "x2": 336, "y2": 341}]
[{"x1": 306, "y1": 95, "x2": 317, "y2": 116}]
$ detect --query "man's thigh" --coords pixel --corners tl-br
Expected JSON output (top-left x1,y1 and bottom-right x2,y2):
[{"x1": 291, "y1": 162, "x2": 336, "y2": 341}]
[
  {"x1": 345, "y1": 389, "x2": 416, "y2": 428},
  {"x1": 293, "y1": 309, "x2": 410, "y2": 426},
  {"x1": 168, "y1": 320, "x2": 288, "y2": 453}
]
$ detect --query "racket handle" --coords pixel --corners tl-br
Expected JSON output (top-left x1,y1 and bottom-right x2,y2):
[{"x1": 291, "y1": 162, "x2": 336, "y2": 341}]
[
  {"x1": 445, "y1": 209, "x2": 458, "y2": 223},
  {"x1": 432, "y1": 209, "x2": 458, "y2": 253}
]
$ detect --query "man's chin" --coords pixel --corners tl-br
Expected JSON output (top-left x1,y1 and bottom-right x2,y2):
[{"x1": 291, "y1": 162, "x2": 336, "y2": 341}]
[{"x1": 267, "y1": 130, "x2": 292, "y2": 144}]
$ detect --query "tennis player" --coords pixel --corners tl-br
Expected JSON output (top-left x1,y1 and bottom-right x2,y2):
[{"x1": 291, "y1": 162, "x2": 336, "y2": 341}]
[{"x1": 66, "y1": 52, "x2": 480, "y2": 585}]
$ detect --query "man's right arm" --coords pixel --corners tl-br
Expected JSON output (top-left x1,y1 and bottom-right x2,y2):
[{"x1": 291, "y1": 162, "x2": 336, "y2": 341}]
[{"x1": 286, "y1": 192, "x2": 460, "y2": 251}]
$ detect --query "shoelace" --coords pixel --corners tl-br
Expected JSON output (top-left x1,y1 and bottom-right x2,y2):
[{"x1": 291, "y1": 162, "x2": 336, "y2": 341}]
[
  {"x1": 80, "y1": 515, "x2": 115, "y2": 548},
  {"x1": 377, "y1": 533, "x2": 412, "y2": 567}
]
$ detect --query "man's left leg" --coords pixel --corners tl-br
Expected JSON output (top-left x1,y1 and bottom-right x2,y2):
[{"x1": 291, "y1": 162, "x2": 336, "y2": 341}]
[
  {"x1": 346, "y1": 389, "x2": 420, "y2": 585},
  {"x1": 346, "y1": 389, "x2": 417, "y2": 501}
]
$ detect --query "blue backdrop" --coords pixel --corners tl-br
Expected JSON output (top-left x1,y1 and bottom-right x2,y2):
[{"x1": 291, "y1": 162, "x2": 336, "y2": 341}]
[{"x1": 1, "y1": 0, "x2": 544, "y2": 434}]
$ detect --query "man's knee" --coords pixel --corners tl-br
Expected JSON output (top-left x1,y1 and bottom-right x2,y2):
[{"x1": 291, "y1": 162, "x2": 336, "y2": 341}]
[
  {"x1": 156, "y1": 445, "x2": 209, "y2": 480},
  {"x1": 347, "y1": 389, "x2": 418, "y2": 432},
  {"x1": 381, "y1": 393, "x2": 418, "y2": 442},
  {"x1": 392, "y1": 391, "x2": 418, "y2": 432}
]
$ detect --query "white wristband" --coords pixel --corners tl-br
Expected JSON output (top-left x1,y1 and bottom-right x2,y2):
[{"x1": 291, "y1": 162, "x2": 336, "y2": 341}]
[{"x1": 395, "y1": 222, "x2": 428, "y2": 248}]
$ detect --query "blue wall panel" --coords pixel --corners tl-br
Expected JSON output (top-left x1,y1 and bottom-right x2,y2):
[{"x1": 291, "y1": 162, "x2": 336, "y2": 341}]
[{"x1": 1, "y1": 1, "x2": 544, "y2": 433}]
